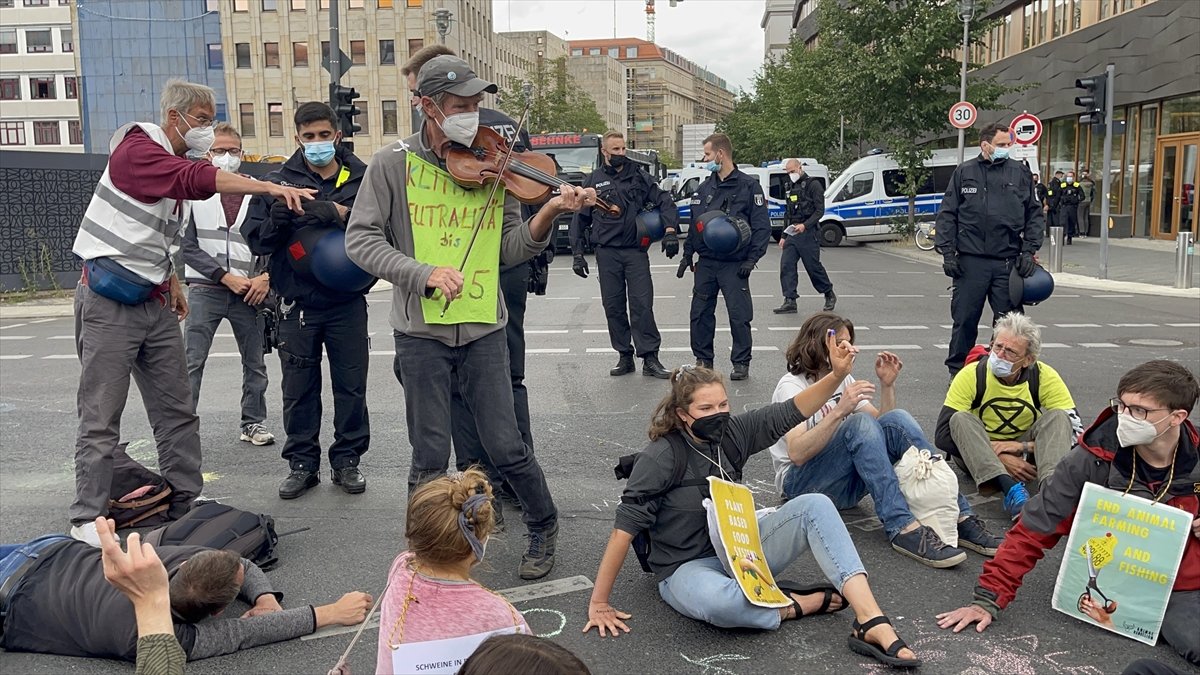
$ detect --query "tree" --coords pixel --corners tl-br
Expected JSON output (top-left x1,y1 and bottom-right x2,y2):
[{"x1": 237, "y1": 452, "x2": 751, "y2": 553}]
[{"x1": 498, "y1": 57, "x2": 607, "y2": 134}]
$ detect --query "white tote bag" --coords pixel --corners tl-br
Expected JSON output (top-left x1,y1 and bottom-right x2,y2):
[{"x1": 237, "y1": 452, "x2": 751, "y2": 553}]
[{"x1": 894, "y1": 446, "x2": 960, "y2": 547}]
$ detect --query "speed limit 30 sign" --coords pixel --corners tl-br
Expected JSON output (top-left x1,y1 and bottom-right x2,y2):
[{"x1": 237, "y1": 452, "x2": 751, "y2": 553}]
[{"x1": 949, "y1": 101, "x2": 977, "y2": 130}]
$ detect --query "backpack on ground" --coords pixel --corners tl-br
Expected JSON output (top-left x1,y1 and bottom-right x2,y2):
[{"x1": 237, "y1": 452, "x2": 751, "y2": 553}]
[
  {"x1": 964, "y1": 345, "x2": 1041, "y2": 411},
  {"x1": 144, "y1": 502, "x2": 280, "y2": 570},
  {"x1": 614, "y1": 433, "x2": 736, "y2": 573},
  {"x1": 107, "y1": 443, "x2": 173, "y2": 529}
]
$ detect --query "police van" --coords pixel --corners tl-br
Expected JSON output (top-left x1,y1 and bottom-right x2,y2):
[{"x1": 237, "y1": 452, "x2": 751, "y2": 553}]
[{"x1": 671, "y1": 162, "x2": 829, "y2": 239}]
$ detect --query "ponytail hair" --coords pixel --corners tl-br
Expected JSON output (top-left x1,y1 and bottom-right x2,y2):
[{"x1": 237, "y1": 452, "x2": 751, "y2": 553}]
[{"x1": 406, "y1": 468, "x2": 495, "y2": 567}]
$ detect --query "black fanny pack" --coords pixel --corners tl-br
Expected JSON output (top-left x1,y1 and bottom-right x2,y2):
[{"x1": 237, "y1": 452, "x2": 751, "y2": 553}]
[{"x1": 84, "y1": 257, "x2": 161, "y2": 305}]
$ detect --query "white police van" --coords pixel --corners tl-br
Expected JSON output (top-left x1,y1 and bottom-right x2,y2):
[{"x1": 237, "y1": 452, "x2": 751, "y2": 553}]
[{"x1": 672, "y1": 161, "x2": 829, "y2": 239}]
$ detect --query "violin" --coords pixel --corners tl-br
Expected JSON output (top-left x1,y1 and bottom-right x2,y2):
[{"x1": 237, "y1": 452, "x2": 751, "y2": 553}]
[{"x1": 444, "y1": 126, "x2": 622, "y2": 217}]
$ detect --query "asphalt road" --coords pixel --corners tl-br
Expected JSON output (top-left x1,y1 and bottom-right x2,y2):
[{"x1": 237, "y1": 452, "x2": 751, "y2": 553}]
[{"x1": 1, "y1": 243, "x2": 1197, "y2": 675}]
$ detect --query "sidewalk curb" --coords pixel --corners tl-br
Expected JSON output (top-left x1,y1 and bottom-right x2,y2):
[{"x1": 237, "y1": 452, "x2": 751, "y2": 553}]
[
  {"x1": 0, "y1": 280, "x2": 398, "y2": 321},
  {"x1": 866, "y1": 243, "x2": 1200, "y2": 299}
]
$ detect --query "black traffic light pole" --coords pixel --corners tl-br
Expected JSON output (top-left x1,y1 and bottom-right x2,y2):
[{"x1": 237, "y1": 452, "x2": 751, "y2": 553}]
[
  {"x1": 1075, "y1": 64, "x2": 1115, "y2": 279},
  {"x1": 327, "y1": 0, "x2": 361, "y2": 151}
]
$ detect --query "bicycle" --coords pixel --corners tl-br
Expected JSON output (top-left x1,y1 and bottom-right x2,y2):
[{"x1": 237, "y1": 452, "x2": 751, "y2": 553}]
[{"x1": 914, "y1": 222, "x2": 936, "y2": 251}]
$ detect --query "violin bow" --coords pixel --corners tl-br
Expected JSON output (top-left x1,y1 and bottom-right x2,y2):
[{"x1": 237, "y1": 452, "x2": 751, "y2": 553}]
[{"x1": 440, "y1": 83, "x2": 536, "y2": 317}]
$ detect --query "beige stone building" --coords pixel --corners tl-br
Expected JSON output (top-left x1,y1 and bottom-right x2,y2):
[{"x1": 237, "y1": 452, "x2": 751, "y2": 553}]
[
  {"x1": 216, "y1": 0, "x2": 497, "y2": 158},
  {"x1": 0, "y1": 0, "x2": 82, "y2": 152},
  {"x1": 565, "y1": 55, "x2": 626, "y2": 135}
]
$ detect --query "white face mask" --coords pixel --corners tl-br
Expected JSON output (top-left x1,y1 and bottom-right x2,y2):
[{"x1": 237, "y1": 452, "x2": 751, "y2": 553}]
[
  {"x1": 988, "y1": 351, "x2": 1017, "y2": 378},
  {"x1": 437, "y1": 108, "x2": 479, "y2": 146},
  {"x1": 178, "y1": 112, "x2": 215, "y2": 155},
  {"x1": 1116, "y1": 412, "x2": 1171, "y2": 447},
  {"x1": 211, "y1": 154, "x2": 241, "y2": 173},
  {"x1": 788, "y1": 172, "x2": 801, "y2": 183}
]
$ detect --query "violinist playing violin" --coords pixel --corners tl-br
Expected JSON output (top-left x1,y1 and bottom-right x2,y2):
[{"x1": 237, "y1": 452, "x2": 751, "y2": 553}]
[{"x1": 345, "y1": 55, "x2": 597, "y2": 581}]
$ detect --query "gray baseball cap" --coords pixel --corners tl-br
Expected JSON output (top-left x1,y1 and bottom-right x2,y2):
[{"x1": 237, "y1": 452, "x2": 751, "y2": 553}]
[{"x1": 416, "y1": 55, "x2": 498, "y2": 98}]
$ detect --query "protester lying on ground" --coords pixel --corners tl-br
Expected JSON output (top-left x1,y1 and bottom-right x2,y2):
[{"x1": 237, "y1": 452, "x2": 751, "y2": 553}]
[
  {"x1": 937, "y1": 360, "x2": 1200, "y2": 667},
  {"x1": 375, "y1": 468, "x2": 530, "y2": 675},
  {"x1": 459, "y1": 634, "x2": 592, "y2": 675},
  {"x1": 936, "y1": 311, "x2": 1084, "y2": 520},
  {"x1": 0, "y1": 528, "x2": 371, "y2": 662},
  {"x1": 584, "y1": 336, "x2": 922, "y2": 669},
  {"x1": 770, "y1": 312, "x2": 1004, "y2": 569}
]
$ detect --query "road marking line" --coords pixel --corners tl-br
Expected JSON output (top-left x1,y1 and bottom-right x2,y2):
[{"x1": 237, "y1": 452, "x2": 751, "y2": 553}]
[
  {"x1": 768, "y1": 325, "x2": 868, "y2": 330},
  {"x1": 1056, "y1": 294, "x2": 1081, "y2": 298},
  {"x1": 528, "y1": 348, "x2": 570, "y2": 354},
  {"x1": 0, "y1": 324, "x2": 28, "y2": 330},
  {"x1": 860, "y1": 271, "x2": 887, "y2": 274},
  {"x1": 886, "y1": 294, "x2": 924, "y2": 298},
  {"x1": 838, "y1": 294, "x2": 875, "y2": 298},
  {"x1": 0, "y1": 335, "x2": 34, "y2": 340},
  {"x1": 1109, "y1": 323, "x2": 1157, "y2": 327},
  {"x1": 879, "y1": 325, "x2": 927, "y2": 330},
  {"x1": 934, "y1": 343, "x2": 949, "y2": 348},
  {"x1": 206, "y1": 352, "x2": 243, "y2": 357},
  {"x1": 0, "y1": 355, "x2": 31, "y2": 360},
  {"x1": 939, "y1": 294, "x2": 952, "y2": 298},
  {"x1": 41, "y1": 354, "x2": 76, "y2": 359},
  {"x1": 1056, "y1": 323, "x2": 1100, "y2": 328},
  {"x1": 1080, "y1": 342, "x2": 1119, "y2": 348},
  {"x1": 1091, "y1": 294, "x2": 1133, "y2": 298},
  {"x1": 545, "y1": 297, "x2": 582, "y2": 300},
  {"x1": 1167, "y1": 323, "x2": 1200, "y2": 327},
  {"x1": 1041, "y1": 342, "x2": 1071, "y2": 348},
  {"x1": 29, "y1": 318, "x2": 56, "y2": 324},
  {"x1": 856, "y1": 344, "x2": 922, "y2": 350},
  {"x1": 526, "y1": 329, "x2": 569, "y2": 334},
  {"x1": 750, "y1": 294, "x2": 774, "y2": 298},
  {"x1": 653, "y1": 295, "x2": 676, "y2": 299},
  {"x1": 49, "y1": 335, "x2": 74, "y2": 339},
  {"x1": 896, "y1": 271, "x2": 925, "y2": 274}
]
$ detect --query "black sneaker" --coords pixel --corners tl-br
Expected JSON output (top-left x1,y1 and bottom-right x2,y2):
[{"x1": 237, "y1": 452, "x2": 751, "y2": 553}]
[
  {"x1": 279, "y1": 469, "x2": 319, "y2": 500},
  {"x1": 610, "y1": 354, "x2": 635, "y2": 376},
  {"x1": 730, "y1": 363, "x2": 749, "y2": 381},
  {"x1": 890, "y1": 525, "x2": 967, "y2": 568},
  {"x1": 957, "y1": 515, "x2": 1004, "y2": 557},
  {"x1": 519, "y1": 522, "x2": 558, "y2": 580},
  {"x1": 331, "y1": 466, "x2": 366, "y2": 494}
]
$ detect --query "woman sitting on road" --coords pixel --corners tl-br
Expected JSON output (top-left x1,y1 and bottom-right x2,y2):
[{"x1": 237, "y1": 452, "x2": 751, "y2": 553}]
[
  {"x1": 375, "y1": 469, "x2": 528, "y2": 675},
  {"x1": 582, "y1": 333, "x2": 921, "y2": 669},
  {"x1": 768, "y1": 312, "x2": 1005, "y2": 568}
]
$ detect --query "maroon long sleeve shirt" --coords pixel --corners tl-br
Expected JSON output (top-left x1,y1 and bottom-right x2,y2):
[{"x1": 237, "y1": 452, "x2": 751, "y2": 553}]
[{"x1": 108, "y1": 126, "x2": 219, "y2": 205}]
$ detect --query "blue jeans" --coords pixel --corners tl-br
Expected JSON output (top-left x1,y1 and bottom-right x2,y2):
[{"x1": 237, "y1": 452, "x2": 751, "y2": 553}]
[
  {"x1": 0, "y1": 535, "x2": 71, "y2": 589},
  {"x1": 782, "y1": 410, "x2": 972, "y2": 540},
  {"x1": 184, "y1": 285, "x2": 268, "y2": 427},
  {"x1": 657, "y1": 493, "x2": 866, "y2": 630}
]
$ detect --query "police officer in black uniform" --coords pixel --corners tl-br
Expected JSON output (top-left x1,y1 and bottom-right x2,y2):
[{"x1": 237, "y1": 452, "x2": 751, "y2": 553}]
[
  {"x1": 244, "y1": 101, "x2": 371, "y2": 500},
  {"x1": 677, "y1": 133, "x2": 770, "y2": 381},
  {"x1": 570, "y1": 130, "x2": 676, "y2": 379},
  {"x1": 1044, "y1": 169, "x2": 1064, "y2": 232},
  {"x1": 774, "y1": 158, "x2": 835, "y2": 314},
  {"x1": 934, "y1": 122, "x2": 1044, "y2": 377},
  {"x1": 1056, "y1": 170, "x2": 1084, "y2": 245}
]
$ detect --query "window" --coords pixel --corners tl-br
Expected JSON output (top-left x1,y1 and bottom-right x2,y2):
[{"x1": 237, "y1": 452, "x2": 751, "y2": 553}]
[
  {"x1": 321, "y1": 40, "x2": 329, "y2": 62},
  {"x1": 350, "y1": 40, "x2": 365, "y2": 65},
  {"x1": 625, "y1": 46, "x2": 638, "y2": 58},
  {"x1": 0, "y1": 30, "x2": 15, "y2": 55},
  {"x1": 234, "y1": 0, "x2": 249, "y2": 10},
  {"x1": 588, "y1": 48, "x2": 600, "y2": 56},
  {"x1": 406, "y1": 0, "x2": 421, "y2": 7},
  {"x1": 29, "y1": 76, "x2": 55, "y2": 99},
  {"x1": 205, "y1": 0, "x2": 219, "y2": 9},
  {"x1": 293, "y1": 41, "x2": 308, "y2": 67},
  {"x1": 264, "y1": 42, "x2": 279, "y2": 67},
  {"x1": 236, "y1": 43, "x2": 251, "y2": 68},
  {"x1": 0, "y1": 78, "x2": 18, "y2": 100},
  {"x1": 262, "y1": 0, "x2": 277, "y2": 10},
  {"x1": 357, "y1": 100, "x2": 367, "y2": 133},
  {"x1": 291, "y1": 0, "x2": 305, "y2": 8},
  {"x1": 348, "y1": 0, "x2": 362, "y2": 7},
  {"x1": 319, "y1": 0, "x2": 328, "y2": 7},
  {"x1": 24, "y1": 0, "x2": 50, "y2": 6},
  {"x1": 215, "y1": 102, "x2": 227, "y2": 121},
  {"x1": 26, "y1": 29, "x2": 52, "y2": 53},
  {"x1": 240, "y1": 103, "x2": 255, "y2": 137},
  {"x1": 268, "y1": 103, "x2": 283, "y2": 137},
  {"x1": 379, "y1": 39, "x2": 395, "y2": 65},
  {"x1": 0, "y1": 0, "x2": 14, "y2": 7},
  {"x1": 407, "y1": 38, "x2": 423, "y2": 56},
  {"x1": 33, "y1": 121, "x2": 60, "y2": 145},
  {"x1": 64, "y1": 75, "x2": 77, "y2": 99},
  {"x1": 379, "y1": 0, "x2": 393, "y2": 7},
  {"x1": 68, "y1": 119, "x2": 81, "y2": 144},
  {"x1": 207, "y1": 43, "x2": 223, "y2": 69},
  {"x1": 60, "y1": 28, "x2": 72, "y2": 52},
  {"x1": 767, "y1": 173, "x2": 789, "y2": 201},
  {"x1": 382, "y1": 100, "x2": 397, "y2": 135},
  {"x1": 571, "y1": 48, "x2": 583, "y2": 56},
  {"x1": 834, "y1": 172, "x2": 874, "y2": 202},
  {"x1": 0, "y1": 121, "x2": 24, "y2": 145},
  {"x1": 608, "y1": 47, "x2": 618, "y2": 58}
]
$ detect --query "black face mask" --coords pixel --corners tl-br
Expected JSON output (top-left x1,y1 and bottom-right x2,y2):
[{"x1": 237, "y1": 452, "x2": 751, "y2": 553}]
[
  {"x1": 689, "y1": 412, "x2": 730, "y2": 443},
  {"x1": 608, "y1": 154, "x2": 628, "y2": 170}
]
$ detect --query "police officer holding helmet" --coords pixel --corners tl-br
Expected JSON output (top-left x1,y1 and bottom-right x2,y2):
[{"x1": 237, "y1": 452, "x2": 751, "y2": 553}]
[
  {"x1": 243, "y1": 101, "x2": 373, "y2": 500},
  {"x1": 570, "y1": 130, "x2": 677, "y2": 379},
  {"x1": 934, "y1": 122, "x2": 1044, "y2": 377},
  {"x1": 677, "y1": 133, "x2": 771, "y2": 381}
]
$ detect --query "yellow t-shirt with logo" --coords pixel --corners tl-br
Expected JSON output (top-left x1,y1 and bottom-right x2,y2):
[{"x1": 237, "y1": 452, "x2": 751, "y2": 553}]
[{"x1": 944, "y1": 361, "x2": 1075, "y2": 440}]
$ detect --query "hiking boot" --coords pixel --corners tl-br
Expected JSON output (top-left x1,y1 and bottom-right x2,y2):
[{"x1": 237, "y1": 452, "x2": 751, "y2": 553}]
[
  {"x1": 642, "y1": 354, "x2": 670, "y2": 379},
  {"x1": 240, "y1": 423, "x2": 275, "y2": 446},
  {"x1": 519, "y1": 522, "x2": 559, "y2": 580},
  {"x1": 890, "y1": 525, "x2": 967, "y2": 568},
  {"x1": 957, "y1": 515, "x2": 1005, "y2": 557},
  {"x1": 823, "y1": 290, "x2": 838, "y2": 311},
  {"x1": 331, "y1": 466, "x2": 366, "y2": 495},
  {"x1": 609, "y1": 354, "x2": 635, "y2": 376},
  {"x1": 695, "y1": 360, "x2": 714, "y2": 369},
  {"x1": 278, "y1": 469, "x2": 319, "y2": 500},
  {"x1": 773, "y1": 298, "x2": 798, "y2": 314},
  {"x1": 69, "y1": 521, "x2": 102, "y2": 548},
  {"x1": 1004, "y1": 482, "x2": 1029, "y2": 521},
  {"x1": 730, "y1": 363, "x2": 749, "y2": 381}
]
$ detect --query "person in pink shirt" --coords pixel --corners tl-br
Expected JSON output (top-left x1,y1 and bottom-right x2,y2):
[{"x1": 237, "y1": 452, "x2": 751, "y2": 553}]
[{"x1": 375, "y1": 469, "x2": 528, "y2": 675}]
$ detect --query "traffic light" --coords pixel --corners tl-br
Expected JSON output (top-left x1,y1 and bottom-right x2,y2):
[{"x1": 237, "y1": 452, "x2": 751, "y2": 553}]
[
  {"x1": 1075, "y1": 73, "x2": 1107, "y2": 128},
  {"x1": 330, "y1": 83, "x2": 361, "y2": 138}
]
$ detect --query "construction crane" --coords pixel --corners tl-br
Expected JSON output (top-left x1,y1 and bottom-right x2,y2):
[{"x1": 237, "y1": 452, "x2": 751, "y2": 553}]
[{"x1": 646, "y1": 0, "x2": 681, "y2": 42}]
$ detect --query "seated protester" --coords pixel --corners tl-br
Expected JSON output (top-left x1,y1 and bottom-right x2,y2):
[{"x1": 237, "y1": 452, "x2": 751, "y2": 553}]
[
  {"x1": 584, "y1": 336, "x2": 922, "y2": 669},
  {"x1": 459, "y1": 634, "x2": 592, "y2": 675},
  {"x1": 375, "y1": 469, "x2": 529, "y2": 675},
  {"x1": 935, "y1": 312, "x2": 1084, "y2": 520},
  {"x1": 769, "y1": 312, "x2": 1004, "y2": 568},
  {"x1": 0, "y1": 532, "x2": 371, "y2": 661},
  {"x1": 937, "y1": 361, "x2": 1200, "y2": 667}
]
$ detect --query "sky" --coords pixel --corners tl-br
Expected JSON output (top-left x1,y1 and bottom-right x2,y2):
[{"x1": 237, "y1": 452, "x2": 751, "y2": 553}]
[{"x1": 491, "y1": 0, "x2": 766, "y2": 93}]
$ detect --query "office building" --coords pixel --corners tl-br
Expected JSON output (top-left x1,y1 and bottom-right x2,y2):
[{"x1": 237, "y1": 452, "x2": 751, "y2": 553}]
[
  {"x1": 0, "y1": 0, "x2": 82, "y2": 153},
  {"x1": 761, "y1": 0, "x2": 794, "y2": 63}
]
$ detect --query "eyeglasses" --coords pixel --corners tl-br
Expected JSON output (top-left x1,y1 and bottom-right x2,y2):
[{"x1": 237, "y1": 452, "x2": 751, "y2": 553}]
[
  {"x1": 179, "y1": 110, "x2": 215, "y2": 128},
  {"x1": 209, "y1": 148, "x2": 242, "y2": 157},
  {"x1": 1109, "y1": 398, "x2": 1171, "y2": 421},
  {"x1": 991, "y1": 343, "x2": 1026, "y2": 361}
]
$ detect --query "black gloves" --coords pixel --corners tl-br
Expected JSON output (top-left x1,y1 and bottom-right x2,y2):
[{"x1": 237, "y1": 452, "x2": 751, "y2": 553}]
[
  {"x1": 294, "y1": 200, "x2": 344, "y2": 229},
  {"x1": 737, "y1": 261, "x2": 755, "y2": 279},
  {"x1": 572, "y1": 254, "x2": 589, "y2": 279},
  {"x1": 676, "y1": 254, "x2": 694, "y2": 279},
  {"x1": 1016, "y1": 252, "x2": 1037, "y2": 278},
  {"x1": 942, "y1": 252, "x2": 963, "y2": 279},
  {"x1": 661, "y1": 231, "x2": 679, "y2": 259},
  {"x1": 269, "y1": 201, "x2": 296, "y2": 228}
]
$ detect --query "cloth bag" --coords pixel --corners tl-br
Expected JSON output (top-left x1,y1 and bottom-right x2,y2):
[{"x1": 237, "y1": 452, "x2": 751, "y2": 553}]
[{"x1": 894, "y1": 446, "x2": 960, "y2": 547}]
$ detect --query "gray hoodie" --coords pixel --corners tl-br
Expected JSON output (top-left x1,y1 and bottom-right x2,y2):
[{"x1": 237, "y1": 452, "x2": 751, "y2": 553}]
[{"x1": 345, "y1": 131, "x2": 549, "y2": 347}]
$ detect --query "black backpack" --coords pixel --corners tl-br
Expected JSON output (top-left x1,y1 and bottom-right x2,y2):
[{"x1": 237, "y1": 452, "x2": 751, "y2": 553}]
[
  {"x1": 967, "y1": 354, "x2": 1041, "y2": 412},
  {"x1": 107, "y1": 443, "x2": 174, "y2": 529},
  {"x1": 144, "y1": 502, "x2": 280, "y2": 570},
  {"x1": 614, "y1": 432, "x2": 737, "y2": 573}
]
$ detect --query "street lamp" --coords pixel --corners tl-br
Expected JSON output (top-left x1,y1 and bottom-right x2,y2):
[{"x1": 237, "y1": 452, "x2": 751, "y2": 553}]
[
  {"x1": 434, "y1": 8, "x2": 454, "y2": 44},
  {"x1": 956, "y1": 0, "x2": 976, "y2": 165}
]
